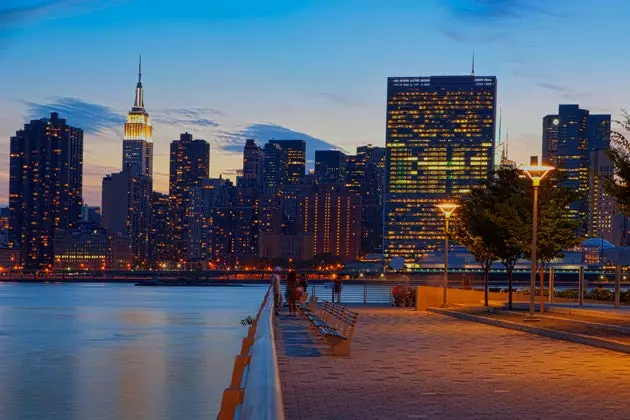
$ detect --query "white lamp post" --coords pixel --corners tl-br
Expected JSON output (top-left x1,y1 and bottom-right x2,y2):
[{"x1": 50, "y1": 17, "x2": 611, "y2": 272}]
[
  {"x1": 521, "y1": 165, "x2": 554, "y2": 320},
  {"x1": 436, "y1": 203, "x2": 459, "y2": 306}
]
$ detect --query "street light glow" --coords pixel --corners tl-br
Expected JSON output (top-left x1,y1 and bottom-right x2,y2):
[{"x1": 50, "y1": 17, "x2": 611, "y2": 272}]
[
  {"x1": 521, "y1": 165, "x2": 555, "y2": 186},
  {"x1": 436, "y1": 202, "x2": 459, "y2": 218}
]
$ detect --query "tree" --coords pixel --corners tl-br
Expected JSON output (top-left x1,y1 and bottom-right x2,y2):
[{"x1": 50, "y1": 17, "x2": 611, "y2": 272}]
[
  {"x1": 604, "y1": 110, "x2": 630, "y2": 217},
  {"x1": 483, "y1": 169, "x2": 530, "y2": 309},
  {"x1": 452, "y1": 168, "x2": 529, "y2": 309},
  {"x1": 451, "y1": 194, "x2": 497, "y2": 306}
]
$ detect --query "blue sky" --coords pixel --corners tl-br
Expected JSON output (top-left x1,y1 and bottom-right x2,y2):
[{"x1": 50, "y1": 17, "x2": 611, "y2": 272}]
[{"x1": 1, "y1": 0, "x2": 629, "y2": 205}]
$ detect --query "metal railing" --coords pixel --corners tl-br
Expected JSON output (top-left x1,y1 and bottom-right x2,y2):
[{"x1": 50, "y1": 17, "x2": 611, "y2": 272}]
[
  {"x1": 217, "y1": 287, "x2": 285, "y2": 420},
  {"x1": 280, "y1": 283, "x2": 394, "y2": 305}
]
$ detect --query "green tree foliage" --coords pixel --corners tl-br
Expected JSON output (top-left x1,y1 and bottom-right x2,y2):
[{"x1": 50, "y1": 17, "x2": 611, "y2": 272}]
[
  {"x1": 524, "y1": 176, "x2": 581, "y2": 267},
  {"x1": 604, "y1": 110, "x2": 630, "y2": 216},
  {"x1": 451, "y1": 192, "x2": 497, "y2": 306}
]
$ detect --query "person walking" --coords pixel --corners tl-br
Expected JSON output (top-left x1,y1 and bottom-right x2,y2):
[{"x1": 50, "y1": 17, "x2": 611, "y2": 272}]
[
  {"x1": 299, "y1": 274, "x2": 309, "y2": 301},
  {"x1": 271, "y1": 267, "x2": 283, "y2": 315},
  {"x1": 286, "y1": 270, "x2": 298, "y2": 316}
]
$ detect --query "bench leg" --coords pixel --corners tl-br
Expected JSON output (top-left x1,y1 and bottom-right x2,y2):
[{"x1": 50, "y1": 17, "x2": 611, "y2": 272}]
[{"x1": 325, "y1": 336, "x2": 351, "y2": 356}]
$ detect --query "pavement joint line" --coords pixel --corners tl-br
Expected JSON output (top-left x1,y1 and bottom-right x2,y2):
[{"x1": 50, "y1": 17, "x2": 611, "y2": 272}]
[
  {"x1": 488, "y1": 308, "x2": 630, "y2": 334},
  {"x1": 511, "y1": 302, "x2": 630, "y2": 321},
  {"x1": 428, "y1": 307, "x2": 630, "y2": 355}
]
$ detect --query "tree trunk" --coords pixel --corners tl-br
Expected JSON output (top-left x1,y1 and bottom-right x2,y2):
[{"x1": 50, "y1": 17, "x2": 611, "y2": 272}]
[
  {"x1": 539, "y1": 265, "x2": 545, "y2": 313},
  {"x1": 507, "y1": 268, "x2": 513, "y2": 310},
  {"x1": 484, "y1": 266, "x2": 490, "y2": 307}
]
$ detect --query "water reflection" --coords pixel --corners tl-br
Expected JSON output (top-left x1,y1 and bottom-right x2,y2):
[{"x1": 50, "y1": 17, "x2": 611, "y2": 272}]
[{"x1": 0, "y1": 283, "x2": 266, "y2": 420}]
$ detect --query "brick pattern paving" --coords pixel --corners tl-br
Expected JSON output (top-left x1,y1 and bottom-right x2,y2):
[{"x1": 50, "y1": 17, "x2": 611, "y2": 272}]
[{"x1": 275, "y1": 307, "x2": 630, "y2": 420}]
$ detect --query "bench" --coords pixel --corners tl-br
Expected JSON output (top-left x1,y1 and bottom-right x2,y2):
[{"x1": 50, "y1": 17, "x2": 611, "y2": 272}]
[
  {"x1": 305, "y1": 301, "x2": 359, "y2": 356},
  {"x1": 298, "y1": 294, "x2": 319, "y2": 312}
]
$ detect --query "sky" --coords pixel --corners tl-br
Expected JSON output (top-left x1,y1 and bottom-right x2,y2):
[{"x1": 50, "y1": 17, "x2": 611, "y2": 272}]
[{"x1": 1, "y1": 0, "x2": 629, "y2": 206}]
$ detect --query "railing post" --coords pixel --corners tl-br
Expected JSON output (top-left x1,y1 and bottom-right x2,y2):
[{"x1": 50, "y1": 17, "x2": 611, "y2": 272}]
[
  {"x1": 363, "y1": 284, "x2": 367, "y2": 304},
  {"x1": 578, "y1": 267, "x2": 584, "y2": 306},
  {"x1": 548, "y1": 266, "x2": 554, "y2": 304},
  {"x1": 615, "y1": 264, "x2": 621, "y2": 308}
]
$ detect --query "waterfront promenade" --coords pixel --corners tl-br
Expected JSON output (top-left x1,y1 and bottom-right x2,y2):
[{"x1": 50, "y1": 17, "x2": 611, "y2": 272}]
[{"x1": 275, "y1": 307, "x2": 630, "y2": 420}]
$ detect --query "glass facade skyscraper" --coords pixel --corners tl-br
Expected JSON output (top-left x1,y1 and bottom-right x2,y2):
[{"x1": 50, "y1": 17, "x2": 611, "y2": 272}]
[
  {"x1": 268, "y1": 140, "x2": 306, "y2": 185},
  {"x1": 384, "y1": 76, "x2": 497, "y2": 266},
  {"x1": 315, "y1": 150, "x2": 346, "y2": 183},
  {"x1": 546, "y1": 105, "x2": 611, "y2": 237}
]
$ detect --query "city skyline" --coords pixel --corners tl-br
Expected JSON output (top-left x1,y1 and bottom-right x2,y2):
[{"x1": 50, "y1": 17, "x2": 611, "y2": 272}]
[{"x1": 1, "y1": 0, "x2": 629, "y2": 206}]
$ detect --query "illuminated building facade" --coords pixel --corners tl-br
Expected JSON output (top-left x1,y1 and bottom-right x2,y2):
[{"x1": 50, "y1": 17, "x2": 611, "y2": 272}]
[
  {"x1": 241, "y1": 139, "x2": 265, "y2": 188},
  {"x1": 263, "y1": 142, "x2": 286, "y2": 192},
  {"x1": 54, "y1": 226, "x2": 131, "y2": 270},
  {"x1": 345, "y1": 145, "x2": 386, "y2": 254},
  {"x1": 101, "y1": 171, "x2": 152, "y2": 268},
  {"x1": 315, "y1": 150, "x2": 346, "y2": 183},
  {"x1": 268, "y1": 140, "x2": 306, "y2": 185},
  {"x1": 123, "y1": 57, "x2": 153, "y2": 178},
  {"x1": 9, "y1": 112, "x2": 84, "y2": 269},
  {"x1": 298, "y1": 183, "x2": 361, "y2": 260},
  {"x1": 542, "y1": 114, "x2": 559, "y2": 166},
  {"x1": 588, "y1": 150, "x2": 616, "y2": 243},
  {"x1": 549, "y1": 105, "x2": 611, "y2": 237},
  {"x1": 151, "y1": 192, "x2": 172, "y2": 265},
  {"x1": 169, "y1": 132, "x2": 210, "y2": 260},
  {"x1": 384, "y1": 76, "x2": 497, "y2": 265}
]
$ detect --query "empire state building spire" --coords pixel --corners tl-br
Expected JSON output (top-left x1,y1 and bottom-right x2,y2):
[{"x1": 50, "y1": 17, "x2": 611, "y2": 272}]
[{"x1": 134, "y1": 55, "x2": 144, "y2": 109}]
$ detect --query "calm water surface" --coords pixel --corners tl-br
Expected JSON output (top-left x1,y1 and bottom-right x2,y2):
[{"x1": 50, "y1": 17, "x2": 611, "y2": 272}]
[{"x1": 0, "y1": 283, "x2": 267, "y2": 420}]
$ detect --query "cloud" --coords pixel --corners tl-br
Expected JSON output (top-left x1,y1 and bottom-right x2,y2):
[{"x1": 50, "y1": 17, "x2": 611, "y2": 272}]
[
  {"x1": 536, "y1": 82, "x2": 568, "y2": 92},
  {"x1": 152, "y1": 108, "x2": 221, "y2": 128},
  {"x1": 438, "y1": 0, "x2": 562, "y2": 44},
  {"x1": 0, "y1": 1, "x2": 123, "y2": 45},
  {"x1": 25, "y1": 97, "x2": 126, "y2": 136},
  {"x1": 442, "y1": 0, "x2": 558, "y2": 22},
  {"x1": 217, "y1": 123, "x2": 345, "y2": 165},
  {"x1": 24, "y1": 98, "x2": 224, "y2": 137}
]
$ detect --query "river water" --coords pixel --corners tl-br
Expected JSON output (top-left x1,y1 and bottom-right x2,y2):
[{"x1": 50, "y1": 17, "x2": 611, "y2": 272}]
[{"x1": 0, "y1": 283, "x2": 267, "y2": 420}]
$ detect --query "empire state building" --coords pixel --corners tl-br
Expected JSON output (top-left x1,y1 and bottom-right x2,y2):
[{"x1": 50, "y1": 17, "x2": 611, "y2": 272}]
[{"x1": 123, "y1": 57, "x2": 153, "y2": 178}]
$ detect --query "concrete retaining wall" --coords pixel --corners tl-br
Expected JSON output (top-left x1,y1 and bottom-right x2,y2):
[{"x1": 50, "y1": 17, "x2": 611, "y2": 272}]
[{"x1": 415, "y1": 286, "x2": 510, "y2": 311}]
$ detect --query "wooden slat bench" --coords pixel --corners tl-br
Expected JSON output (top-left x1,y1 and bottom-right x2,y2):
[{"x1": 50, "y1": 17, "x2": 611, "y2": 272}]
[
  {"x1": 298, "y1": 294, "x2": 319, "y2": 312},
  {"x1": 305, "y1": 301, "x2": 359, "y2": 356}
]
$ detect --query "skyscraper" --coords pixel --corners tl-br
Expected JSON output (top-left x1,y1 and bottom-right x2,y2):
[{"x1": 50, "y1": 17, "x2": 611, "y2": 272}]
[
  {"x1": 123, "y1": 57, "x2": 153, "y2": 178},
  {"x1": 241, "y1": 139, "x2": 265, "y2": 188},
  {"x1": 345, "y1": 146, "x2": 386, "y2": 254},
  {"x1": 315, "y1": 150, "x2": 346, "y2": 183},
  {"x1": 151, "y1": 192, "x2": 172, "y2": 265},
  {"x1": 102, "y1": 171, "x2": 151, "y2": 267},
  {"x1": 542, "y1": 114, "x2": 559, "y2": 166},
  {"x1": 384, "y1": 76, "x2": 497, "y2": 265},
  {"x1": 169, "y1": 132, "x2": 210, "y2": 260},
  {"x1": 101, "y1": 172, "x2": 130, "y2": 233},
  {"x1": 268, "y1": 140, "x2": 306, "y2": 185},
  {"x1": 298, "y1": 183, "x2": 361, "y2": 260},
  {"x1": 263, "y1": 142, "x2": 287, "y2": 192},
  {"x1": 547, "y1": 105, "x2": 611, "y2": 237},
  {"x1": 588, "y1": 150, "x2": 616, "y2": 242},
  {"x1": 588, "y1": 114, "x2": 611, "y2": 152},
  {"x1": 9, "y1": 112, "x2": 84, "y2": 269}
]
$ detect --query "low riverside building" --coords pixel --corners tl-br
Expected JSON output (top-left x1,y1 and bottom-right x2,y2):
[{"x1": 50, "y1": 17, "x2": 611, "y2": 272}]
[{"x1": 54, "y1": 226, "x2": 132, "y2": 270}]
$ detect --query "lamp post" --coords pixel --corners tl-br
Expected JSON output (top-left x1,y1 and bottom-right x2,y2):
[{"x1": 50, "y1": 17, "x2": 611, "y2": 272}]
[
  {"x1": 521, "y1": 165, "x2": 554, "y2": 320},
  {"x1": 436, "y1": 203, "x2": 459, "y2": 306}
]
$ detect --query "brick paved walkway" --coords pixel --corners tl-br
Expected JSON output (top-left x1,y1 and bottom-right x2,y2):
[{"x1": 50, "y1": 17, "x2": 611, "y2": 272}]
[{"x1": 275, "y1": 307, "x2": 630, "y2": 420}]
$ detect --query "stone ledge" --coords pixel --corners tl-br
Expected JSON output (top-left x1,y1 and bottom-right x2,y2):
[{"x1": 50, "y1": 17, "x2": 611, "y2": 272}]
[{"x1": 428, "y1": 307, "x2": 630, "y2": 355}]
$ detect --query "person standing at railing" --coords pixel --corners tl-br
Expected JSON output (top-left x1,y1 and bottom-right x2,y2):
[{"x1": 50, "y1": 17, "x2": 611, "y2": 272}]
[
  {"x1": 333, "y1": 276, "x2": 343, "y2": 303},
  {"x1": 271, "y1": 267, "x2": 283, "y2": 316},
  {"x1": 286, "y1": 270, "x2": 298, "y2": 316}
]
